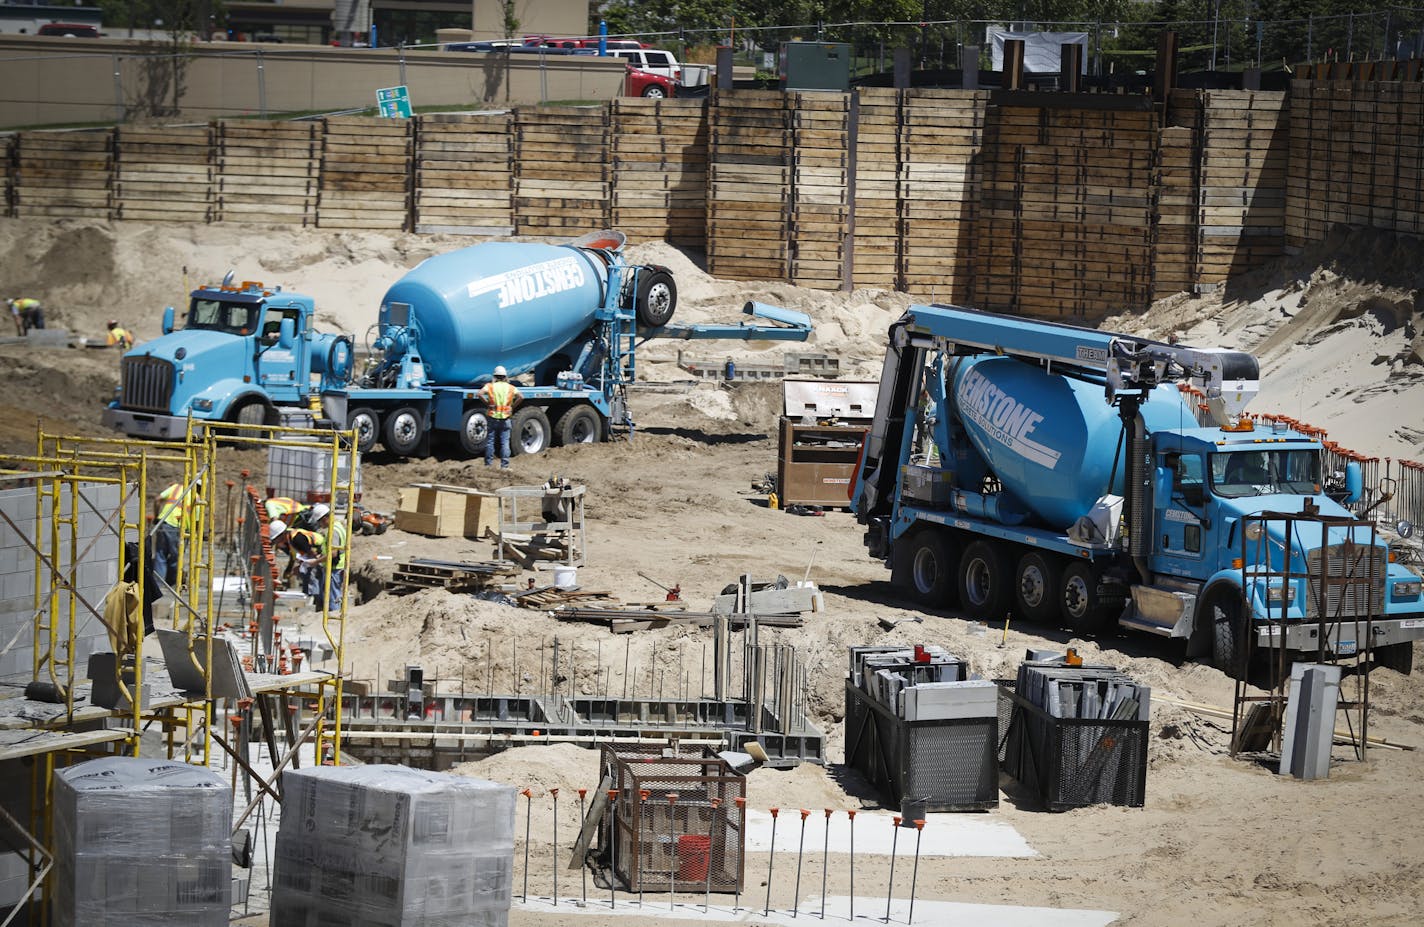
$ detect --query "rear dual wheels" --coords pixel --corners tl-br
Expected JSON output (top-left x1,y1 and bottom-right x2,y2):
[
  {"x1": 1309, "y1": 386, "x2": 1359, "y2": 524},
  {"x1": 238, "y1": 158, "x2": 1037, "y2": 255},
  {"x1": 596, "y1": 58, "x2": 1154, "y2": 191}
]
[
  {"x1": 510, "y1": 406, "x2": 552, "y2": 456},
  {"x1": 892, "y1": 530, "x2": 957, "y2": 606},
  {"x1": 382, "y1": 406, "x2": 425, "y2": 457},
  {"x1": 1060, "y1": 561, "x2": 1124, "y2": 634},
  {"x1": 960, "y1": 540, "x2": 1012, "y2": 622},
  {"x1": 1013, "y1": 551, "x2": 1061, "y2": 624},
  {"x1": 347, "y1": 406, "x2": 380, "y2": 455},
  {"x1": 554, "y1": 404, "x2": 603, "y2": 446}
]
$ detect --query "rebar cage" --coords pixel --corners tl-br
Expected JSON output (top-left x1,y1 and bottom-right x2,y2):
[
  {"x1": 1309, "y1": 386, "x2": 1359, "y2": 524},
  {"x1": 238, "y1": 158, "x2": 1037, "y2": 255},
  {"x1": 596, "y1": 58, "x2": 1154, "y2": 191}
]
[{"x1": 600, "y1": 744, "x2": 747, "y2": 894}]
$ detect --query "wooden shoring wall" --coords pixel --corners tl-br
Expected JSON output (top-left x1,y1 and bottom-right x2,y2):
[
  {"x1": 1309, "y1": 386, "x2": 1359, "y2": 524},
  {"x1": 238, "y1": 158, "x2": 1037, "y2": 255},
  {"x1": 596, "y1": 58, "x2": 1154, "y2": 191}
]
[
  {"x1": 1153, "y1": 90, "x2": 1203, "y2": 299},
  {"x1": 316, "y1": 116, "x2": 412, "y2": 231},
  {"x1": 850, "y1": 88, "x2": 900, "y2": 289},
  {"x1": 414, "y1": 112, "x2": 514, "y2": 234},
  {"x1": 975, "y1": 99, "x2": 1156, "y2": 319},
  {"x1": 789, "y1": 91, "x2": 851, "y2": 290},
  {"x1": 1286, "y1": 80, "x2": 1424, "y2": 245},
  {"x1": 899, "y1": 89, "x2": 987, "y2": 304},
  {"x1": 1195, "y1": 90, "x2": 1288, "y2": 285},
  {"x1": 113, "y1": 125, "x2": 214, "y2": 223},
  {"x1": 514, "y1": 106, "x2": 610, "y2": 236},
  {"x1": 609, "y1": 98, "x2": 707, "y2": 247},
  {"x1": 10, "y1": 128, "x2": 114, "y2": 219},
  {"x1": 217, "y1": 120, "x2": 320, "y2": 226},
  {"x1": 706, "y1": 89, "x2": 791, "y2": 281}
]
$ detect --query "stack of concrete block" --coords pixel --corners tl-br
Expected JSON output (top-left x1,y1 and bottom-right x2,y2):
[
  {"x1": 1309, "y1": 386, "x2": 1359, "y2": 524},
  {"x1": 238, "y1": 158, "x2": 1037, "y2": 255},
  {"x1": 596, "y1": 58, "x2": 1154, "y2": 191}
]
[
  {"x1": 0, "y1": 482, "x2": 124, "y2": 681},
  {"x1": 272, "y1": 765, "x2": 516, "y2": 927},
  {"x1": 53, "y1": 757, "x2": 232, "y2": 927}
]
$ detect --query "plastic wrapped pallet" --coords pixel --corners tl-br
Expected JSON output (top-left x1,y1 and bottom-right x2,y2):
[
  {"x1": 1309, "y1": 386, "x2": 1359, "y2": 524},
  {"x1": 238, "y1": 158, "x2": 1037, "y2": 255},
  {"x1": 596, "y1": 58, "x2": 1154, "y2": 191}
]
[
  {"x1": 271, "y1": 764, "x2": 516, "y2": 927},
  {"x1": 53, "y1": 757, "x2": 231, "y2": 927}
]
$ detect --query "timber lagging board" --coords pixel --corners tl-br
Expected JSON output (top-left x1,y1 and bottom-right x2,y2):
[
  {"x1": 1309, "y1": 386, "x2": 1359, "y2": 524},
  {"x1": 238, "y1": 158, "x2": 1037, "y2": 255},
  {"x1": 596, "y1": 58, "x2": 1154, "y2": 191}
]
[
  {"x1": 414, "y1": 112, "x2": 514, "y2": 234},
  {"x1": 610, "y1": 98, "x2": 707, "y2": 248}
]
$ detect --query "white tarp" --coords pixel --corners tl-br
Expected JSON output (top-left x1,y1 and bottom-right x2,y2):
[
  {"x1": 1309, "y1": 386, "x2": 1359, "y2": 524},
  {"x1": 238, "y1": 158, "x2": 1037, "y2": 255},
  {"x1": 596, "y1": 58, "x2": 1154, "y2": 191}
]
[{"x1": 987, "y1": 28, "x2": 1089, "y2": 74}]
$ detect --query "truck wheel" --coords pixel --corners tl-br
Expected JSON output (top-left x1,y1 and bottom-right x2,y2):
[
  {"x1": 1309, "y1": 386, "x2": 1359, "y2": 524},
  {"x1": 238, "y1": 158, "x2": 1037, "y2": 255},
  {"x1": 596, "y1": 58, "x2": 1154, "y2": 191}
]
[
  {"x1": 554, "y1": 405, "x2": 603, "y2": 446},
  {"x1": 1207, "y1": 590, "x2": 1249, "y2": 680},
  {"x1": 1060, "y1": 561, "x2": 1122, "y2": 634},
  {"x1": 1013, "y1": 551, "x2": 1060, "y2": 623},
  {"x1": 510, "y1": 406, "x2": 551, "y2": 457},
  {"x1": 959, "y1": 540, "x2": 1010, "y2": 621},
  {"x1": 1374, "y1": 642, "x2": 1415, "y2": 675},
  {"x1": 382, "y1": 406, "x2": 425, "y2": 457},
  {"x1": 459, "y1": 408, "x2": 490, "y2": 457},
  {"x1": 347, "y1": 407, "x2": 379, "y2": 455},
  {"x1": 635, "y1": 269, "x2": 677, "y2": 328},
  {"x1": 892, "y1": 530, "x2": 955, "y2": 606}
]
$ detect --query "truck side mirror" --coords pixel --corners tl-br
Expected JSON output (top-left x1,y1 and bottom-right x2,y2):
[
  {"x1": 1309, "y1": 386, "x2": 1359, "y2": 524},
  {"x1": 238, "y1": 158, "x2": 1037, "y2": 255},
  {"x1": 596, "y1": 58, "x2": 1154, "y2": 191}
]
[
  {"x1": 162, "y1": 306, "x2": 175, "y2": 335},
  {"x1": 278, "y1": 317, "x2": 296, "y2": 350},
  {"x1": 1153, "y1": 465, "x2": 1172, "y2": 506},
  {"x1": 1344, "y1": 461, "x2": 1362, "y2": 504}
]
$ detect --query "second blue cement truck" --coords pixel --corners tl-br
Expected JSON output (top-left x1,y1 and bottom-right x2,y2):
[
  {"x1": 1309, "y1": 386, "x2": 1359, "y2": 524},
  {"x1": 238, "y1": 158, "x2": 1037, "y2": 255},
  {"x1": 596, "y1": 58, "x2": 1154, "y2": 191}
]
[
  {"x1": 103, "y1": 231, "x2": 811, "y2": 457},
  {"x1": 851, "y1": 304, "x2": 1424, "y2": 677}
]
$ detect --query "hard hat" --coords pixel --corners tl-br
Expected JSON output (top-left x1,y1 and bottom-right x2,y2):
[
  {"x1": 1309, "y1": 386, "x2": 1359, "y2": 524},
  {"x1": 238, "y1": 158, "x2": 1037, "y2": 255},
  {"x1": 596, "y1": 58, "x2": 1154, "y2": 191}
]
[
  {"x1": 107, "y1": 319, "x2": 118, "y2": 328},
  {"x1": 493, "y1": 365, "x2": 507, "y2": 378},
  {"x1": 310, "y1": 503, "x2": 331, "y2": 522},
  {"x1": 269, "y1": 519, "x2": 287, "y2": 539}
]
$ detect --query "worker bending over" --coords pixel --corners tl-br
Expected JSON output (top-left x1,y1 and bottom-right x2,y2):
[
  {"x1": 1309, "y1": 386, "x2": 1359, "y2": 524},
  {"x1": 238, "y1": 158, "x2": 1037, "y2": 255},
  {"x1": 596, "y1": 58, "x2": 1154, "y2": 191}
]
[
  {"x1": 263, "y1": 495, "x2": 310, "y2": 528},
  {"x1": 479, "y1": 365, "x2": 522, "y2": 468},
  {"x1": 269, "y1": 503, "x2": 347, "y2": 612},
  {"x1": 8, "y1": 298, "x2": 44, "y2": 334},
  {"x1": 106, "y1": 319, "x2": 135, "y2": 349}
]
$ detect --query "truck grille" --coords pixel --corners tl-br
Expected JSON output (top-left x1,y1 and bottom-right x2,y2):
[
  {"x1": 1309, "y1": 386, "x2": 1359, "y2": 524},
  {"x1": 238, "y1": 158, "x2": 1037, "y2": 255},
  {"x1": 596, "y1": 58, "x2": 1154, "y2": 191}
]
[
  {"x1": 1305, "y1": 543, "x2": 1385, "y2": 619},
  {"x1": 120, "y1": 355, "x2": 175, "y2": 414}
]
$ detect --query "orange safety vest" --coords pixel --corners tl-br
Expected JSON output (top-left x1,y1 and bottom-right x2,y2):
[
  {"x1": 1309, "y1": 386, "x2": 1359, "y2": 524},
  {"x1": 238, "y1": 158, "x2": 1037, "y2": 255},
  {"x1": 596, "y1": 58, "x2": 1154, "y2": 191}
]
[
  {"x1": 107, "y1": 327, "x2": 134, "y2": 349},
  {"x1": 481, "y1": 380, "x2": 518, "y2": 419},
  {"x1": 157, "y1": 483, "x2": 194, "y2": 529}
]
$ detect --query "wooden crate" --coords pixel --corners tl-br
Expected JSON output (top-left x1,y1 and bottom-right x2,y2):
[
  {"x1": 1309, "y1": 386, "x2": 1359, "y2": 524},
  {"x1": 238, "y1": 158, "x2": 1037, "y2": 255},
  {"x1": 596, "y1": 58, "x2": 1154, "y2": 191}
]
[{"x1": 395, "y1": 484, "x2": 501, "y2": 538}]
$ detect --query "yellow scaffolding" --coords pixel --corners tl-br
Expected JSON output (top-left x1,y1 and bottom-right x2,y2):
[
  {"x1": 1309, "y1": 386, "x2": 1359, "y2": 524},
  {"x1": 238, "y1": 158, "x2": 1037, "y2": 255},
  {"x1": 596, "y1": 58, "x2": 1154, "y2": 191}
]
[{"x1": 0, "y1": 417, "x2": 354, "y2": 923}]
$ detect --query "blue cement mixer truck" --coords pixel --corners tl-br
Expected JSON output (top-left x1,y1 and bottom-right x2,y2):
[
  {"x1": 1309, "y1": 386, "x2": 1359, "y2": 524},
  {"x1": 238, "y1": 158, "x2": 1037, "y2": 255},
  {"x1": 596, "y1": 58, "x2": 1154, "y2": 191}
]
[
  {"x1": 102, "y1": 231, "x2": 811, "y2": 456},
  {"x1": 852, "y1": 304, "x2": 1424, "y2": 677}
]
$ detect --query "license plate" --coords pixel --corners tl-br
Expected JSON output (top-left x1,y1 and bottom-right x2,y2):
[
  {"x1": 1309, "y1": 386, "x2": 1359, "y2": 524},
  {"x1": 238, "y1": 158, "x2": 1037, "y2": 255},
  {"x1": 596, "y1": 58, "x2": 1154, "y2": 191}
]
[
  {"x1": 1337, "y1": 640, "x2": 1357, "y2": 655},
  {"x1": 1402, "y1": 619, "x2": 1424, "y2": 629}
]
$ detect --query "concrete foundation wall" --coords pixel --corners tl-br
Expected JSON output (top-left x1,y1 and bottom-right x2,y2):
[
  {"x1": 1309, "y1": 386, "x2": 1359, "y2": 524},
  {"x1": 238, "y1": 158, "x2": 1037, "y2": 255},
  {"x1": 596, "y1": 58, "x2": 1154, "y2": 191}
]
[{"x1": 0, "y1": 36, "x2": 624, "y2": 127}]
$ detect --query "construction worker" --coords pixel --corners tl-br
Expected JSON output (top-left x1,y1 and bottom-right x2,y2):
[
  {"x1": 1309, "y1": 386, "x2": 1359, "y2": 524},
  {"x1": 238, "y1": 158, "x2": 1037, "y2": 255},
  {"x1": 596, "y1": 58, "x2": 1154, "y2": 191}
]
[
  {"x1": 105, "y1": 319, "x2": 134, "y2": 350},
  {"x1": 268, "y1": 518, "x2": 321, "y2": 589},
  {"x1": 262, "y1": 495, "x2": 309, "y2": 528},
  {"x1": 478, "y1": 365, "x2": 522, "y2": 468},
  {"x1": 305, "y1": 503, "x2": 348, "y2": 612},
  {"x1": 152, "y1": 478, "x2": 200, "y2": 587},
  {"x1": 8, "y1": 298, "x2": 44, "y2": 333}
]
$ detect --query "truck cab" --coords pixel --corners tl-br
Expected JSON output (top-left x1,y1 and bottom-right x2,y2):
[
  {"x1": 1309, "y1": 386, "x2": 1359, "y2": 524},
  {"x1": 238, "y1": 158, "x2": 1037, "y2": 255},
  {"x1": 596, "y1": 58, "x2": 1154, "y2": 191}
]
[{"x1": 102, "y1": 281, "x2": 353, "y2": 438}]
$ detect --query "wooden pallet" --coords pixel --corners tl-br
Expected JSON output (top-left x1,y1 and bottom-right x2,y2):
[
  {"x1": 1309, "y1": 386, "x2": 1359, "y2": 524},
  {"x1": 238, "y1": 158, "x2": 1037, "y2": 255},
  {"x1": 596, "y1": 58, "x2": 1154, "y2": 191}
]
[{"x1": 387, "y1": 558, "x2": 519, "y2": 593}]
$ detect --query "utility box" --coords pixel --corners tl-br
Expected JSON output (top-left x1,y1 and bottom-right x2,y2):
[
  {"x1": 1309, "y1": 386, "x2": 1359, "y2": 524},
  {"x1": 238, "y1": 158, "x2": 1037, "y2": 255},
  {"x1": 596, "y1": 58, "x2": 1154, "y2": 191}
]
[
  {"x1": 779, "y1": 41, "x2": 851, "y2": 91},
  {"x1": 777, "y1": 378, "x2": 877, "y2": 509}
]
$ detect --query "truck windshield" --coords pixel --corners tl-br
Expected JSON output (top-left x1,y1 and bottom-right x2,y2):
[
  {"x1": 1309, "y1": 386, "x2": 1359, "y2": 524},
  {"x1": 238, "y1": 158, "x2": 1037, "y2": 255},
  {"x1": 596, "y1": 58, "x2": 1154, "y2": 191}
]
[
  {"x1": 1210, "y1": 449, "x2": 1322, "y2": 498},
  {"x1": 186, "y1": 299, "x2": 259, "y2": 335}
]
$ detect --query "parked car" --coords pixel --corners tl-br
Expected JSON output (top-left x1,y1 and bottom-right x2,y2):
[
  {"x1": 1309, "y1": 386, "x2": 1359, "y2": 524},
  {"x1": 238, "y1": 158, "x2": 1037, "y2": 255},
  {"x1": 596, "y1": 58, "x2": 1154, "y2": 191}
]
[
  {"x1": 625, "y1": 66, "x2": 675, "y2": 99},
  {"x1": 37, "y1": 23, "x2": 99, "y2": 37},
  {"x1": 608, "y1": 48, "x2": 680, "y2": 81}
]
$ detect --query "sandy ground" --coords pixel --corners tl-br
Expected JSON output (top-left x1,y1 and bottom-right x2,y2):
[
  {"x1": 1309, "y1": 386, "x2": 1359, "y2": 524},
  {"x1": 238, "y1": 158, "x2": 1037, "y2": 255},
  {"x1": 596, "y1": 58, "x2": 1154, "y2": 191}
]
[{"x1": 5, "y1": 218, "x2": 1424, "y2": 926}]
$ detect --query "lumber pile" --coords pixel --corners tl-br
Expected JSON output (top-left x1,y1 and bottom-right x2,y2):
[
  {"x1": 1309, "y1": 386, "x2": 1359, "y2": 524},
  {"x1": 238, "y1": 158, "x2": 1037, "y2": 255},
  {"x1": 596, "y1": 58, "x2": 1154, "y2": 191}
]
[
  {"x1": 788, "y1": 92, "x2": 851, "y2": 290},
  {"x1": 414, "y1": 112, "x2": 514, "y2": 234},
  {"x1": 386, "y1": 558, "x2": 518, "y2": 594},
  {"x1": 216, "y1": 120, "x2": 319, "y2": 226},
  {"x1": 11, "y1": 129, "x2": 114, "y2": 218},
  {"x1": 514, "y1": 106, "x2": 609, "y2": 236},
  {"x1": 113, "y1": 126, "x2": 214, "y2": 223},
  {"x1": 514, "y1": 585, "x2": 616, "y2": 609},
  {"x1": 609, "y1": 98, "x2": 707, "y2": 246},
  {"x1": 851, "y1": 88, "x2": 901, "y2": 288},
  {"x1": 1196, "y1": 90, "x2": 1287, "y2": 284},
  {"x1": 317, "y1": 116, "x2": 411, "y2": 230},
  {"x1": 976, "y1": 101, "x2": 1155, "y2": 319},
  {"x1": 707, "y1": 89, "x2": 790, "y2": 281},
  {"x1": 899, "y1": 89, "x2": 986, "y2": 303},
  {"x1": 1153, "y1": 90, "x2": 1202, "y2": 298}
]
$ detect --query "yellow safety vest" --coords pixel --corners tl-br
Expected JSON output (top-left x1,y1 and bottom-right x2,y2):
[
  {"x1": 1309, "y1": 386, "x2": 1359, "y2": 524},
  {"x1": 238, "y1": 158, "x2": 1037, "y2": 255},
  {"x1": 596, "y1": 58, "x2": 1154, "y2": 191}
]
[
  {"x1": 310, "y1": 520, "x2": 348, "y2": 571},
  {"x1": 263, "y1": 497, "x2": 305, "y2": 522},
  {"x1": 481, "y1": 380, "x2": 518, "y2": 419},
  {"x1": 107, "y1": 327, "x2": 134, "y2": 348},
  {"x1": 157, "y1": 483, "x2": 194, "y2": 530},
  {"x1": 14, "y1": 298, "x2": 39, "y2": 311}
]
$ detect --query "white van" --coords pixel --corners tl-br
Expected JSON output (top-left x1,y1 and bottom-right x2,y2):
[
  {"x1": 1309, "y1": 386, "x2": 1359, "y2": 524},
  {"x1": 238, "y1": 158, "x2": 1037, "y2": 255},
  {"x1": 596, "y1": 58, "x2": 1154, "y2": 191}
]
[{"x1": 609, "y1": 48, "x2": 681, "y2": 82}]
